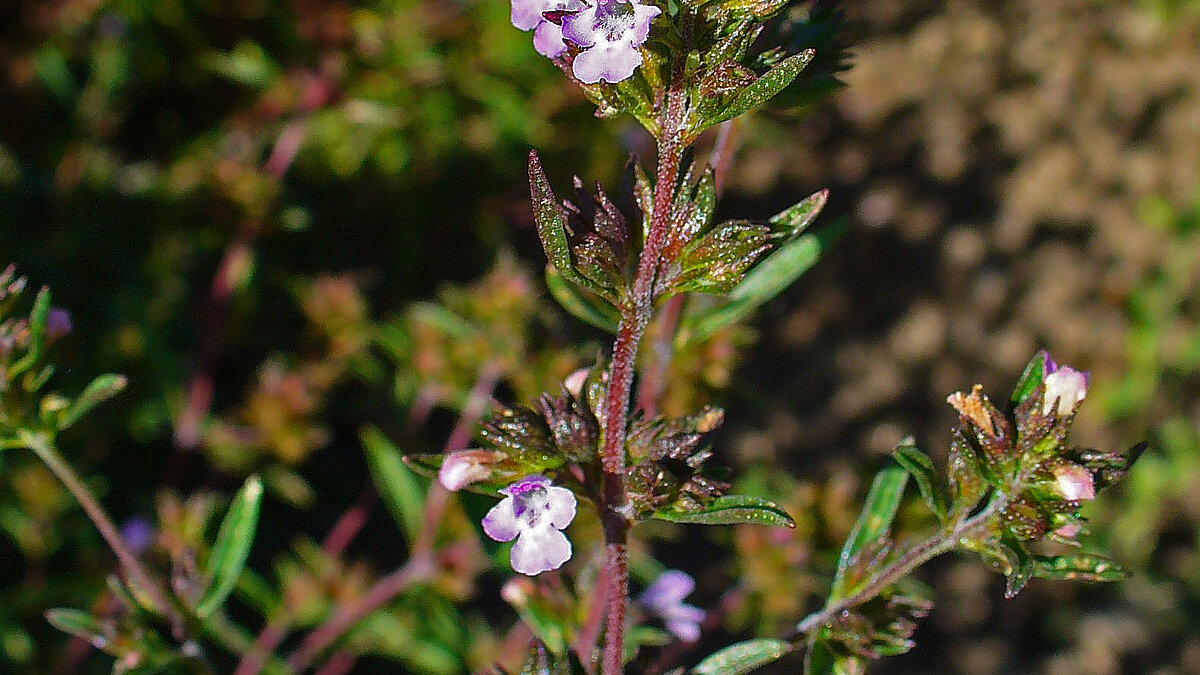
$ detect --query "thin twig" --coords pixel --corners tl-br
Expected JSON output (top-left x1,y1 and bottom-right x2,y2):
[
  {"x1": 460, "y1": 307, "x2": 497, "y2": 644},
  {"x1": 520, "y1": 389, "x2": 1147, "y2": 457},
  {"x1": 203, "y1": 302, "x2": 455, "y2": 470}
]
[
  {"x1": 20, "y1": 431, "x2": 176, "y2": 622},
  {"x1": 792, "y1": 495, "x2": 1009, "y2": 638}
]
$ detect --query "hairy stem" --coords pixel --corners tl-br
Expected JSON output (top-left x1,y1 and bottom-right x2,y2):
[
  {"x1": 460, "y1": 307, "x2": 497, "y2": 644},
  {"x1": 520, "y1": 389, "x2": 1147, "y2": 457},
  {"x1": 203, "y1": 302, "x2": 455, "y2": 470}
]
[
  {"x1": 599, "y1": 43, "x2": 691, "y2": 675},
  {"x1": 793, "y1": 494, "x2": 1010, "y2": 638}
]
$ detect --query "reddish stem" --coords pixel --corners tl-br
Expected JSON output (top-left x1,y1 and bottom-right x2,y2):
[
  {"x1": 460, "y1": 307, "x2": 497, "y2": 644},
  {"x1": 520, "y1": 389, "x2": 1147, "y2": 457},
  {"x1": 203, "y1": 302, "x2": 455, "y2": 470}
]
[{"x1": 599, "y1": 60, "x2": 690, "y2": 675}]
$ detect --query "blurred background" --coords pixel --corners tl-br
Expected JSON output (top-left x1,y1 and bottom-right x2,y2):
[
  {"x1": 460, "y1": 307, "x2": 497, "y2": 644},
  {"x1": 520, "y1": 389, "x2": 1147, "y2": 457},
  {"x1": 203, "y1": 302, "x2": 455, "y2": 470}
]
[{"x1": 0, "y1": 0, "x2": 1198, "y2": 673}]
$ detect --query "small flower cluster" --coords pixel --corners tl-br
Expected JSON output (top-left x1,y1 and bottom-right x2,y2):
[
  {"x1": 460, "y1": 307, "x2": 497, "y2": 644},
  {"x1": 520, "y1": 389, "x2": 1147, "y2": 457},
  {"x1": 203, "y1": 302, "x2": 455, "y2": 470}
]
[{"x1": 510, "y1": 0, "x2": 661, "y2": 83}]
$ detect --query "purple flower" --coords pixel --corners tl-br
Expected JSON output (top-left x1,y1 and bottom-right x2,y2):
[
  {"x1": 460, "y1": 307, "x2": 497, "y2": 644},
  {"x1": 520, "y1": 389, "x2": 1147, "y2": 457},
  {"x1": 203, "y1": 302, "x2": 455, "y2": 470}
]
[
  {"x1": 120, "y1": 516, "x2": 155, "y2": 556},
  {"x1": 46, "y1": 308, "x2": 72, "y2": 342},
  {"x1": 1042, "y1": 356, "x2": 1088, "y2": 417},
  {"x1": 482, "y1": 475, "x2": 577, "y2": 575},
  {"x1": 638, "y1": 570, "x2": 705, "y2": 642},
  {"x1": 562, "y1": 0, "x2": 661, "y2": 83},
  {"x1": 511, "y1": 0, "x2": 584, "y2": 58}
]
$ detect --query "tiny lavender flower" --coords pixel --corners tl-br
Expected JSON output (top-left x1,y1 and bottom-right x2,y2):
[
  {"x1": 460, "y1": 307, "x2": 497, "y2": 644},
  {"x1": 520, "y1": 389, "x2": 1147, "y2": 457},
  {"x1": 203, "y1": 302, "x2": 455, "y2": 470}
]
[
  {"x1": 562, "y1": 0, "x2": 661, "y2": 84},
  {"x1": 510, "y1": 0, "x2": 584, "y2": 58},
  {"x1": 1042, "y1": 357, "x2": 1089, "y2": 417},
  {"x1": 638, "y1": 570, "x2": 705, "y2": 642},
  {"x1": 483, "y1": 475, "x2": 577, "y2": 575}
]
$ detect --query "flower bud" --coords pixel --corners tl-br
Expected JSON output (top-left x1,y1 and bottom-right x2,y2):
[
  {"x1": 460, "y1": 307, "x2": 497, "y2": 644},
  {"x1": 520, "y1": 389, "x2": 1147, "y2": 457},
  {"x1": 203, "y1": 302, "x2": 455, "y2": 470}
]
[
  {"x1": 1053, "y1": 463, "x2": 1095, "y2": 502},
  {"x1": 1042, "y1": 364, "x2": 1088, "y2": 417},
  {"x1": 438, "y1": 450, "x2": 506, "y2": 491}
]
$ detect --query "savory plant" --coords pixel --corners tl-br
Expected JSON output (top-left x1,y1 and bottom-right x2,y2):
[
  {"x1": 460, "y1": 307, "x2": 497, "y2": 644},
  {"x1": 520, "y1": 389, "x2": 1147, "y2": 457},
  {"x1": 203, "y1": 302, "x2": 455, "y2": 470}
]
[{"x1": 0, "y1": 0, "x2": 1147, "y2": 673}]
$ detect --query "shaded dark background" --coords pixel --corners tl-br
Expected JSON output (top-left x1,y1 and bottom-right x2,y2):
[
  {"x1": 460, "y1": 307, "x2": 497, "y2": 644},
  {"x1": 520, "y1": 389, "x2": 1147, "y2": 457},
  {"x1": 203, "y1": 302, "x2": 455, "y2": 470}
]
[{"x1": 1, "y1": 0, "x2": 1198, "y2": 672}]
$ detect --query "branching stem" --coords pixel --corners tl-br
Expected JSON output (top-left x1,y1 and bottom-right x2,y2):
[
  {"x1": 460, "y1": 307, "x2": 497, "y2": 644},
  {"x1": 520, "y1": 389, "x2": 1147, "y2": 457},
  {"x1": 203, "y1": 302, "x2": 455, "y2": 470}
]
[{"x1": 793, "y1": 494, "x2": 1010, "y2": 638}]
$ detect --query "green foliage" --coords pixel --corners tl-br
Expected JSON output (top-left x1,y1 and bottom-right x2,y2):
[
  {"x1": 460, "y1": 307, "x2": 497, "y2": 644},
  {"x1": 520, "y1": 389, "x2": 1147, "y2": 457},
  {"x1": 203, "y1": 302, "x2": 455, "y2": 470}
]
[
  {"x1": 197, "y1": 475, "x2": 263, "y2": 617},
  {"x1": 693, "y1": 638, "x2": 792, "y2": 674},
  {"x1": 653, "y1": 494, "x2": 796, "y2": 527}
]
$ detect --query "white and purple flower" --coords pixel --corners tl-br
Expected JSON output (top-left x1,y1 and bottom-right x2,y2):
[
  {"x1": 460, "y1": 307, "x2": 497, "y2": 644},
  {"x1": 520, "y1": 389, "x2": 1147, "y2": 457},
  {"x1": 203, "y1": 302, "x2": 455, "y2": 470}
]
[
  {"x1": 1042, "y1": 357, "x2": 1089, "y2": 417},
  {"x1": 509, "y1": 0, "x2": 660, "y2": 83},
  {"x1": 482, "y1": 475, "x2": 577, "y2": 576},
  {"x1": 638, "y1": 570, "x2": 705, "y2": 642},
  {"x1": 562, "y1": 0, "x2": 661, "y2": 84},
  {"x1": 510, "y1": 0, "x2": 584, "y2": 58}
]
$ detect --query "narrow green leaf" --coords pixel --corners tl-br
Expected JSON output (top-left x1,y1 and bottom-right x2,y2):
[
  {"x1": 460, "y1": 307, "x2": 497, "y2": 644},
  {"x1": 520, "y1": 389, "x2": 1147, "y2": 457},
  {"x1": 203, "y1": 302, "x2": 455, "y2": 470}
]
[
  {"x1": 654, "y1": 495, "x2": 795, "y2": 527},
  {"x1": 1031, "y1": 553, "x2": 1128, "y2": 583},
  {"x1": 694, "y1": 638, "x2": 792, "y2": 675},
  {"x1": 10, "y1": 287, "x2": 50, "y2": 378},
  {"x1": 529, "y1": 151, "x2": 586, "y2": 287},
  {"x1": 58, "y1": 374, "x2": 127, "y2": 430},
  {"x1": 705, "y1": 49, "x2": 815, "y2": 129},
  {"x1": 891, "y1": 442, "x2": 948, "y2": 521},
  {"x1": 831, "y1": 464, "x2": 908, "y2": 601},
  {"x1": 198, "y1": 475, "x2": 263, "y2": 617},
  {"x1": 45, "y1": 608, "x2": 109, "y2": 649},
  {"x1": 674, "y1": 220, "x2": 771, "y2": 294},
  {"x1": 685, "y1": 219, "x2": 843, "y2": 341},
  {"x1": 769, "y1": 189, "x2": 829, "y2": 240},
  {"x1": 545, "y1": 265, "x2": 619, "y2": 333},
  {"x1": 1011, "y1": 351, "x2": 1048, "y2": 406},
  {"x1": 362, "y1": 427, "x2": 425, "y2": 544}
]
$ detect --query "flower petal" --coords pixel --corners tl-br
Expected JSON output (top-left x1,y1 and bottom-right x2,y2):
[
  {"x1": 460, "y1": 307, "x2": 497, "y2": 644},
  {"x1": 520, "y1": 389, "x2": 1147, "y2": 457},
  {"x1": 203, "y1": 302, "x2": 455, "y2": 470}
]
[
  {"x1": 545, "y1": 485, "x2": 577, "y2": 528},
  {"x1": 572, "y1": 42, "x2": 643, "y2": 84},
  {"x1": 641, "y1": 570, "x2": 695, "y2": 608},
  {"x1": 533, "y1": 21, "x2": 569, "y2": 58},
  {"x1": 511, "y1": 0, "x2": 549, "y2": 31},
  {"x1": 627, "y1": 2, "x2": 661, "y2": 46},
  {"x1": 561, "y1": 3, "x2": 599, "y2": 47},
  {"x1": 665, "y1": 617, "x2": 702, "y2": 643},
  {"x1": 510, "y1": 526, "x2": 573, "y2": 575},
  {"x1": 1043, "y1": 366, "x2": 1088, "y2": 416},
  {"x1": 482, "y1": 497, "x2": 521, "y2": 542}
]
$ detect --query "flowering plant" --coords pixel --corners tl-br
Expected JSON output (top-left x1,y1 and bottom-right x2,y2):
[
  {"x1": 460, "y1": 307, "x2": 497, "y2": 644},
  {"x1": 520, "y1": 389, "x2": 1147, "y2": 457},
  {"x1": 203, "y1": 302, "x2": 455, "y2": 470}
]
[{"x1": 0, "y1": 0, "x2": 1149, "y2": 673}]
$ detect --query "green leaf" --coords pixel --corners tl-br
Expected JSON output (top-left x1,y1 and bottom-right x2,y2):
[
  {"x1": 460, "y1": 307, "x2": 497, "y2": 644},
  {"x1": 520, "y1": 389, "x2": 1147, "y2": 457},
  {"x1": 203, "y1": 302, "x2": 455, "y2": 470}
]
[
  {"x1": 529, "y1": 151, "x2": 586, "y2": 288},
  {"x1": 362, "y1": 427, "x2": 425, "y2": 544},
  {"x1": 947, "y1": 430, "x2": 987, "y2": 519},
  {"x1": 571, "y1": 233, "x2": 625, "y2": 294},
  {"x1": 1011, "y1": 351, "x2": 1049, "y2": 406},
  {"x1": 1031, "y1": 553, "x2": 1128, "y2": 583},
  {"x1": 831, "y1": 464, "x2": 908, "y2": 600},
  {"x1": 198, "y1": 475, "x2": 263, "y2": 617},
  {"x1": 58, "y1": 374, "x2": 127, "y2": 430},
  {"x1": 544, "y1": 265, "x2": 619, "y2": 333},
  {"x1": 45, "y1": 608, "x2": 109, "y2": 649},
  {"x1": 769, "y1": 189, "x2": 829, "y2": 240},
  {"x1": 685, "y1": 219, "x2": 843, "y2": 341},
  {"x1": 694, "y1": 638, "x2": 792, "y2": 675},
  {"x1": 654, "y1": 495, "x2": 795, "y2": 527},
  {"x1": 674, "y1": 220, "x2": 772, "y2": 294},
  {"x1": 9, "y1": 287, "x2": 50, "y2": 379},
  {"x1": 704, "y1": 49, "x2": 815, "y2": 129},
  {"x1": 892, "y1": 442, "x2": 948, "y2": 521},
  {"x1": 1002, "y1": 539, "x2": 1034, "y2": 599}
]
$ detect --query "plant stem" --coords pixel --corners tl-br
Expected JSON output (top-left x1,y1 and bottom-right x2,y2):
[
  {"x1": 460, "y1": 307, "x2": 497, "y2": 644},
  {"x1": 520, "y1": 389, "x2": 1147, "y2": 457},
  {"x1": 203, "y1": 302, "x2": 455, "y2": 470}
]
[
  {"x1": 792, "y1": 494, "x2": 1010, "y2": 638},
  {"x1": 599, "y1": 43, "x2": 691, "y2": 675},
  {"x1": 19, "y1": 431, "x2": 176, "y2": 620}
]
